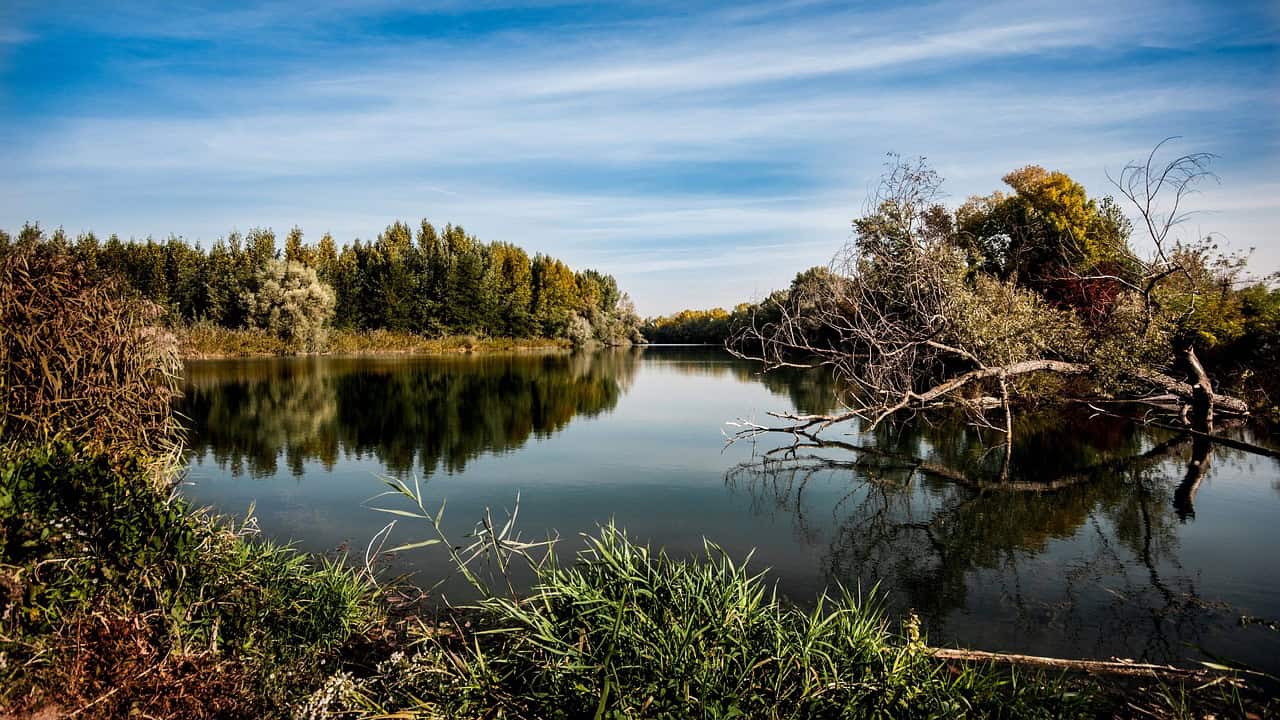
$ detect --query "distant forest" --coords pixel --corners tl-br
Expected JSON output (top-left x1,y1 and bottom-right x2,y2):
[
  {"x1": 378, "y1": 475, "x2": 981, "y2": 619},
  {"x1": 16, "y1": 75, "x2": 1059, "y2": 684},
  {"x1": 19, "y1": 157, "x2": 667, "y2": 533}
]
[
  {"x1": 641, "y1": 266, "x2": 827, "y2": 344},
  {"x1": 1, "y1": 221, "x2": 642, "y2": 345}
]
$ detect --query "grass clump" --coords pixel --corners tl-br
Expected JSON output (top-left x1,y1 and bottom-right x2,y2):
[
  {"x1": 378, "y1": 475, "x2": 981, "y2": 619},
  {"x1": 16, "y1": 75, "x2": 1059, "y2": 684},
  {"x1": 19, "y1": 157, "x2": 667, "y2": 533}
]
[
  {"x1": 332, "y1": 523, "x2": 1090, "y2": 719},
  {"x1": 0, "y1": 443, "x2": 380, "y2": 717}
]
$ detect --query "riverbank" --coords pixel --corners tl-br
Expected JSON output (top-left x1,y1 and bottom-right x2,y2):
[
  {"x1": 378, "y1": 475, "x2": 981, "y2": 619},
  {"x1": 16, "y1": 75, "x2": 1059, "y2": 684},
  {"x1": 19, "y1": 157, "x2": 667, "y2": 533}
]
[
  {"x1": 2, "y1": 447, "x2": 1271, "y2": 718},
  {"x1": 178, "y1": 324, "x2": 574, "y2": 359}
]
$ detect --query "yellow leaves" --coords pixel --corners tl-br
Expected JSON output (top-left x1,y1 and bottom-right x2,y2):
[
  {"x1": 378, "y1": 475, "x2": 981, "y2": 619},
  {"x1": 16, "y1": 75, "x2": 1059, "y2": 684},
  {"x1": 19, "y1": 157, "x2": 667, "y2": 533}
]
[{"x1": 1000, "y1": 165, "x2": 1051, "y2": 195}]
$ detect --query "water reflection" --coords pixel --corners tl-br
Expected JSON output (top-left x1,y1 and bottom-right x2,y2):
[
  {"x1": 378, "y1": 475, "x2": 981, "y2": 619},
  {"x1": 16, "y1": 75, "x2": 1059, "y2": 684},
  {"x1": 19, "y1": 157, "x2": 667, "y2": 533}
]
[
  {"x1": 181, "y1": 350, "x2": 641, "y2": 477},
  {"x1": 178, "y1": 347, "x2": 1280, "y2": 672},
  {"x1": 726, "y1": 413, "x2": 1280, "y2": 670}
]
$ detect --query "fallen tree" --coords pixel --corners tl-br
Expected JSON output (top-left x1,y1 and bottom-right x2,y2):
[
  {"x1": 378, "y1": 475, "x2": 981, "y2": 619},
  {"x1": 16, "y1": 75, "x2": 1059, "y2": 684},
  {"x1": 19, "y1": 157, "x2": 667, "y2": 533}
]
[{"x1": 730, "y1": 144, "x2": 1259, "y2": 454}]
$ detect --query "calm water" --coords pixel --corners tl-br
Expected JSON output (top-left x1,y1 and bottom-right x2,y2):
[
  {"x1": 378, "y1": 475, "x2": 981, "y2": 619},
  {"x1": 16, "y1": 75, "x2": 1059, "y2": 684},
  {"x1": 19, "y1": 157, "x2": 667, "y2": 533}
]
[{"x1": 179, "y1": 346, "x2": 1280, "y2": 672}]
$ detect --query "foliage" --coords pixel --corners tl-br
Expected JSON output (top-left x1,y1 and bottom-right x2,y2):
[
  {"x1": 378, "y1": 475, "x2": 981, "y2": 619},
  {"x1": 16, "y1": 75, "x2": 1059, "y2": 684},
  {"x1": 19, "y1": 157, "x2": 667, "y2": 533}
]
[
  {"x1": 0, "y1": 238, "x2": 181, "y2": 473},
  {"x1": 242, "y1": 258, "x2": 336, "y2": 353},
  {"x1": 644, "y1": 306, "x2": 735, "y2": 343},
  {"x1": 956, "y1": 165, "x2": 1135, "y2": 303},
  {"x1": 733, "y1": 146, "x2": 1269, "y2": 430},
  {"x1": 5, "y1": 219, "x2": 641, "y2": 347},
  {"x1": 948, "y1": 276, "x2": 1087, "y2": 370},
  {"x1": 645, "y1": 295, "x2": 792, "y2": 345},
  {"x1": 1212, "y1": 282, "x2": 1280, "y2": 421},
  {"x1": 0, "y1": 443, "x2": 380, "y2": 718},
  {"x1": 178, "y1": 324, "x2": 570, "y2": 358},
  {"x1": 329, "y1": 517, "x2": 1092, "y2": 719}
]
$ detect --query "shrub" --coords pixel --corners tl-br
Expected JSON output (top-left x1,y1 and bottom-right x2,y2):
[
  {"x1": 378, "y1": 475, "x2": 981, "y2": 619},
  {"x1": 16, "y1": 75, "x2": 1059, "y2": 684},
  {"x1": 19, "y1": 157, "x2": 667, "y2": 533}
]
[{"x1": 566, "y1": 312, "x2": 595, "y2": 346}]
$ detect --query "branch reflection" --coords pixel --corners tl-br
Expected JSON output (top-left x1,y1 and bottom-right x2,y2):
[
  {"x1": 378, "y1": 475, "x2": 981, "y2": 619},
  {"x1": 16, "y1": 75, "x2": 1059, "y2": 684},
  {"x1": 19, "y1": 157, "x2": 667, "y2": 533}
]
[{"x1": 725, "y1": 413, "x2": 1245, "y2": 665}]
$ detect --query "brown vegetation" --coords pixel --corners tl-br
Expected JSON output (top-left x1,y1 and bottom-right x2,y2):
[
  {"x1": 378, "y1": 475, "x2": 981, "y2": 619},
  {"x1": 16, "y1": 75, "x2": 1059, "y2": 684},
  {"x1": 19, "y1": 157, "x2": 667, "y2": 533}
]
[{"x1": 0, "y1": 241, "x2": 181, "y2": 473}]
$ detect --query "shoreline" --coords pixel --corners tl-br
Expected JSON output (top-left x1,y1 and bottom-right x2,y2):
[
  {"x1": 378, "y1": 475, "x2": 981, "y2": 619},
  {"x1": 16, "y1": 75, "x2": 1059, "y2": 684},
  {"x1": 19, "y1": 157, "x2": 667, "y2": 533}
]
[{"x1": 176, "y1": 326, "x2": 579, "y2": 360}]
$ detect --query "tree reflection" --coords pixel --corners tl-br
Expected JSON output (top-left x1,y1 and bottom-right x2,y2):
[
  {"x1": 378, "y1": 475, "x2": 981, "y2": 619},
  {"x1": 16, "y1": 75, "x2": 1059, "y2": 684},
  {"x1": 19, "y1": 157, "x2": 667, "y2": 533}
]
[
  {"x1": 725, "y1": 414, "x2": 1244, "y2": 665},
  {"x1": 180, "y1": 350, "x2": 640, "y2": 478}
]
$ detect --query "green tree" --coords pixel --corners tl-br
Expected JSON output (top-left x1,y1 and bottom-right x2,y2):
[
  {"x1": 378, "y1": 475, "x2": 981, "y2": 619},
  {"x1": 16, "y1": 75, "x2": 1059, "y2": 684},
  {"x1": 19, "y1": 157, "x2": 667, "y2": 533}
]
[
  {"x1": 531, "y1": 255, "x2": 579, "y2": 337},
  {"x1": 956, "y1": 166, "x2": 1135, "y2": 302},
  {"x1": 314, "y1": 232, "x2": 339, "y2": 282},
  {"x1": 373, "y1": 221, "x2": 417, "y2": 331},
  {"x1": 490, "y1": 242, "x2": 534, "y2": 337},
  {"x1": 284, "y1": 226, "x2": 310, "y2": 265}
]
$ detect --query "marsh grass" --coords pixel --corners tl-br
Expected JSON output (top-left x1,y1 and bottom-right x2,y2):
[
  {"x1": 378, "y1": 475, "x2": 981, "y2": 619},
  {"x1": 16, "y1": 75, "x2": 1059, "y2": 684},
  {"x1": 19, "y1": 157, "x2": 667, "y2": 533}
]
[
  {"x1": 0, "y1": 242, "x2": 182, "y2": 477},
  {"x1": 337, "y1": 526, "x2": 1095, "y2": 719}
]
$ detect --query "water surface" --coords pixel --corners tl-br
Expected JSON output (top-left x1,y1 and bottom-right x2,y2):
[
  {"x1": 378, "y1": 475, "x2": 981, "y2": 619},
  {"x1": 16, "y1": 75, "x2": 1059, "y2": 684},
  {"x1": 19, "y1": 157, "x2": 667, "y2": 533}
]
[{"x1": 179, "y1": 346, "x2": 1280, "y2": 672}]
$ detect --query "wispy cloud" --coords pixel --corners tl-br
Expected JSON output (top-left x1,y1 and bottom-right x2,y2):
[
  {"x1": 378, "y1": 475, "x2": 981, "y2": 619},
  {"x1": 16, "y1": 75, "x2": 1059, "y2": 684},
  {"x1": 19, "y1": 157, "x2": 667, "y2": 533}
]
[{"x1": 2, "y1": 0, "x2": 1277, "y2": 313}]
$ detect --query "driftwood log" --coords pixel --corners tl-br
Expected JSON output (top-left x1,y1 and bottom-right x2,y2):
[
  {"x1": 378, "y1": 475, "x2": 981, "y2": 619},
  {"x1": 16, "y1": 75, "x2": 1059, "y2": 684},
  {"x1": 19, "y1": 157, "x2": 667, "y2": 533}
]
[{"x1": 928, "y1": 647, "x2": 1219, "y2": 681}]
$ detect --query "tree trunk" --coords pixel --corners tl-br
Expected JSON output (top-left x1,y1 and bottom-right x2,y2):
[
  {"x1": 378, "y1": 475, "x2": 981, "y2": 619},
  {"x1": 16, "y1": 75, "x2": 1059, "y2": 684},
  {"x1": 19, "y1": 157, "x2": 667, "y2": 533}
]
[{"x1": 1183, "y1": 346, "x2": 1214, "y2": 433}]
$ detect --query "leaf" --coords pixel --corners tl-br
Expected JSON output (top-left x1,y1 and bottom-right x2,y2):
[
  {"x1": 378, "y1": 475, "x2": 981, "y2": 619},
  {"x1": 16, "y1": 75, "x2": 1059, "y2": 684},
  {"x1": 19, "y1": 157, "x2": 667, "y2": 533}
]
[
  {"x1": 366, "y1": 507, "x2": 429, "y2": 519},
  {"x1": 385, "y1": 539, "x2": 442, "y2": 553}
]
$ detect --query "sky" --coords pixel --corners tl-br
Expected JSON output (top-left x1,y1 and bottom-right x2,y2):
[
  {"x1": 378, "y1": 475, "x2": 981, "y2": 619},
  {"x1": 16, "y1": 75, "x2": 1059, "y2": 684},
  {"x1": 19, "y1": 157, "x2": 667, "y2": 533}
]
[{"x1": 1, "y1": 1, "x2": 1277, "y2": 315}]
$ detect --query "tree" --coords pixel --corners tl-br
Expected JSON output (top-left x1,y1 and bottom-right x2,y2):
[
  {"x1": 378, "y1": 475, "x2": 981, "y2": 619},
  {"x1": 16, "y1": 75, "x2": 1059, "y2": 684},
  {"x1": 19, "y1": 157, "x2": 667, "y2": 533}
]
[
  {"x1": 330, "y1": 243, "x2": 362, "y2": 329},
  {"x1": 956, "y1": 164, "x2": 1135, "y2": 321},
  {"x1": 531, "y1": 255, "x2": 579, "y2": 337},
  {"x1": 6, "y1": 217, "x2": 642, "y2": 344},
  {"x1": 373, "y1": 221, "x2": 417, "y2": 331},
  {"x1": 416, "y1": 220, "x2": 448, "y2": 335},
  {"x1": 242, "y1": 259, "x2": 336, "y2": 353},
  {"x1": 731, "y1": 146, "x2": 1251, "y2": 467},
  {"x1": 314, "y1": 232, "x2": 339, "y2": 282},
  {"x1": 491, "y1": 242, "x2": 534, "y2": 337},
  {"x1": 284, "y1": 226, "x2": 310, "y2": 265}
]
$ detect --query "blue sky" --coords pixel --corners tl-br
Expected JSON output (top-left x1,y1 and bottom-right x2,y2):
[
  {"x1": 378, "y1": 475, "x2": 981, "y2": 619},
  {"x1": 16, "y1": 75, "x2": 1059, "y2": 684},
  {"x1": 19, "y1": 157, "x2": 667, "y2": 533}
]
[{"x1": 1, "y1": 1, "x2": 1276, "y2": 314}]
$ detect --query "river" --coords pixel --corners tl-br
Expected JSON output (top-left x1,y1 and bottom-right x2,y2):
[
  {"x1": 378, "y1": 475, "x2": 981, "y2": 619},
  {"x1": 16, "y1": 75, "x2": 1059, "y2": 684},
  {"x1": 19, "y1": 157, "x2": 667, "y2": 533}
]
[{"x1": 178, "y1": 345, "x2": 1280, "y2": 673}]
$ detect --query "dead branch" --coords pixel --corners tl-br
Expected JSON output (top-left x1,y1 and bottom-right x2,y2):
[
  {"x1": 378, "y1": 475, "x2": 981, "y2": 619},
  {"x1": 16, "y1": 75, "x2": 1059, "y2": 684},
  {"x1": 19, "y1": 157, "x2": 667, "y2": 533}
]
[{"x1": 929, "y1": 647, "x2": 1222, "y2": 681}]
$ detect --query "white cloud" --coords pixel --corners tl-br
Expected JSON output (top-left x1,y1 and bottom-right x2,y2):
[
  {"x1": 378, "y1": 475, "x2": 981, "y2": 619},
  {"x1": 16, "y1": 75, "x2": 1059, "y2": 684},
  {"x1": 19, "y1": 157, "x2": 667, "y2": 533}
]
[{"x1": 2, "y1": 0, "x2": 1277, "y2": 314}]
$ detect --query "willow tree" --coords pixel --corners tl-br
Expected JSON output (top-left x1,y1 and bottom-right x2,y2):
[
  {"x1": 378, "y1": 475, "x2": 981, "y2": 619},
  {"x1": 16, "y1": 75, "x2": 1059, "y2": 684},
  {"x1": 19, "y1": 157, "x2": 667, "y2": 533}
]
[
  {"x1": 731, "y1": 144, "x2": 1251, "y2": 460},
  {"x1": 242, "y1": 259, "x2": 336, "y2": 353}
]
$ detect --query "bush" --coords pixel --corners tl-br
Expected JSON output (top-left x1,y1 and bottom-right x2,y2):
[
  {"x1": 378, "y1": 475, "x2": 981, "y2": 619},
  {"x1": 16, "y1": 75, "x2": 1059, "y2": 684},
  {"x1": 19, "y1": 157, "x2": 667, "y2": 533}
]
[{"x1": 566, "y1": 312, "x2": 595, "y2": 346}]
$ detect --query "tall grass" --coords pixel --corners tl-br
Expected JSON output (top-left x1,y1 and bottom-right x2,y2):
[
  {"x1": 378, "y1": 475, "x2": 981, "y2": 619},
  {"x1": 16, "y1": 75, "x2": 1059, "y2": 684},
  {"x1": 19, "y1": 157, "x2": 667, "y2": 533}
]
[
  {"x1": 325, "y1": 483, "x2": 1093, "y2": 719},
  {"x1": 0, "y1": 241, "x2": 181, "y2": 476}
]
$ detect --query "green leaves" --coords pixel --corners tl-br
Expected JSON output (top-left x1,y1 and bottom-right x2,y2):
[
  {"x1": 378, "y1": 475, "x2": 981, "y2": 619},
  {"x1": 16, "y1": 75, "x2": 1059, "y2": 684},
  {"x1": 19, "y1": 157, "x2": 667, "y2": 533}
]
[{"x1": 342, "y1": 511, "x2": 1090, "y2": 719}]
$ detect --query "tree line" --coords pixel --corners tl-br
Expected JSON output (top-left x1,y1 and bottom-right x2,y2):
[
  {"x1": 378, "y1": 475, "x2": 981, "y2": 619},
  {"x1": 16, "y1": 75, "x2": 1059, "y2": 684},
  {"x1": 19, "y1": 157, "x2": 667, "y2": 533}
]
[
  {"x1": 642, "y1": 267, "x2": 838, "y2": 345},
  {"x1": 0, "y1": 220, "x2": 643, "y2": 350}
]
